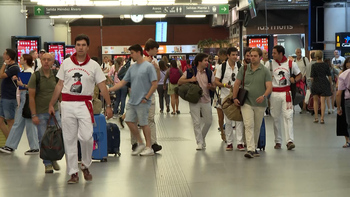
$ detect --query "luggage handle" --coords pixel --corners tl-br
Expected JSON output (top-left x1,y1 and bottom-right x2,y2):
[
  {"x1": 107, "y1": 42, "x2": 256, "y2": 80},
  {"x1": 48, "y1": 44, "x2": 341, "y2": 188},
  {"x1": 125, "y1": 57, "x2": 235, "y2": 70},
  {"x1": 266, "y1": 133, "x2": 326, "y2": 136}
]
[{"x1": 47, "y1": 114, "x2": 61, "y2": 130}]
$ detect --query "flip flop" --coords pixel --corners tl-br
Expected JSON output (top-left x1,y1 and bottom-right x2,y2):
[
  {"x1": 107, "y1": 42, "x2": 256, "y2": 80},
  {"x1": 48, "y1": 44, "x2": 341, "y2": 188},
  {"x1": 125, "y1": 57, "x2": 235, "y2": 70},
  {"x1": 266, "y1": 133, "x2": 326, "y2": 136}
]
[{"x1": 314, "y1": 118, "x2": 318, "y2": 123}]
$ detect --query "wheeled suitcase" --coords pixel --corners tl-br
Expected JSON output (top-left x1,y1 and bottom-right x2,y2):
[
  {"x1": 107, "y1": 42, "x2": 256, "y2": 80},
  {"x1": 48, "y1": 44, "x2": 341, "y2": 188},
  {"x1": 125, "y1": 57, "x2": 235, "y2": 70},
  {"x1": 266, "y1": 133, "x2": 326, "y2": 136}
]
[
  {"x1": 107, "y1": 123, "x2": 121, "y2": 157},
  {"x1": 257, "y1": 118, "x2": 266, "y2": 151},
  {"x1": 92, "y1": 114, "x2": 108, "y2": 162}
]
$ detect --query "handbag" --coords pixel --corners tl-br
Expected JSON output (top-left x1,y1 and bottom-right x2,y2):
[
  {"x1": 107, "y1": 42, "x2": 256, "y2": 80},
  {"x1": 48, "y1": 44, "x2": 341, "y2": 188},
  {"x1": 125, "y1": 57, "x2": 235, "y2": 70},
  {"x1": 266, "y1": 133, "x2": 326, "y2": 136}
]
[
  {"x1": 222, "y1": 91, "x2": 243, "y2": 121},
  {"x1": 237, "y1": 65, "x2": 248, "y2": 105},
  {"x1": 40, "y1": 114, "x2": 65, "y2": 161},
  {"x1": 22, "y1": 93, "x2": 31, "y2": 119},
  {"x1": 289, "y1": 61, "x2": 304, "y2": 106}
]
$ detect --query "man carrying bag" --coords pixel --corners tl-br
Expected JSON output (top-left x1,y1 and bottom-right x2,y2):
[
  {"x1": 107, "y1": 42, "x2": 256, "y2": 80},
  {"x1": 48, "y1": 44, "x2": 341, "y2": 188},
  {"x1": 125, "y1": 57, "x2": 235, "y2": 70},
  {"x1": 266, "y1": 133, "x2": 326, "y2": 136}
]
[{"x1": 178, "y1": 53, "x2": 215, "y2": 150}]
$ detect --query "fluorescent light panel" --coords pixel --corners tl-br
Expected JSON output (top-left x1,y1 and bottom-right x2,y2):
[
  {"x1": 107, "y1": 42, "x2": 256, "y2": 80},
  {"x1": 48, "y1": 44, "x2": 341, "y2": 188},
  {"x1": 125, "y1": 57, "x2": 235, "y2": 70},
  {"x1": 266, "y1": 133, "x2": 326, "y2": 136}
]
[
  {"x1": 49, "y1": 15, "x2": 104, "y2": 18},
  {"x1": 185, "y1": 15, "x2": 206, "y2": 18},
  {"x1": 144, "y1": 14, "x2": 166, "y2": 18},
  {"x1": 201, "y1": 0, "x2": 228, "y2": 4}
]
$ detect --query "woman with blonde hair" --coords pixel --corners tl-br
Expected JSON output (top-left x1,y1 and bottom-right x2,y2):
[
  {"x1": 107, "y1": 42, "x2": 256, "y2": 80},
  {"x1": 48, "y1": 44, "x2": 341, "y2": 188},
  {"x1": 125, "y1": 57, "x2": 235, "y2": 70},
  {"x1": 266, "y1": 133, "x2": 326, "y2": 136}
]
[{"x1": 310, "y1": 50, "x2": 332, "y2": 124}]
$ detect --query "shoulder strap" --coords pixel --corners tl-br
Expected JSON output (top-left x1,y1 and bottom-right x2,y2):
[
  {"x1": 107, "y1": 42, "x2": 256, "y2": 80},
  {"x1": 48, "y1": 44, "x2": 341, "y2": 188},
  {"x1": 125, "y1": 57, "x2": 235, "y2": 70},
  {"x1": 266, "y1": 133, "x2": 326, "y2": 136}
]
[
  {"x1": 303, "y1": 57, "x2": 307, "y2": 67},
  {"x1": 269, "y1": 60, "x2": 272, "y2": 72},
  {"x1": 289, "y1": 60, "x2": 293, "y2": 76},
  {"x1": 237, "y1": 61, "x2": 242, "y2": 69},
  {"x1": 206, "y1": 67, "x2": 212, "y2": 84},
  {"x1": 53, "y1": 69, "x2": 59, "y2": 83},
  {"x1": 242, "y1": 65, "x2": 247, "y2": 87},
  {"x1": 220, "y1": 62, "x2": 226, "y2": 83},
  {"x1": 35, "y1": 71, "x2": 40, "y2": 91}
]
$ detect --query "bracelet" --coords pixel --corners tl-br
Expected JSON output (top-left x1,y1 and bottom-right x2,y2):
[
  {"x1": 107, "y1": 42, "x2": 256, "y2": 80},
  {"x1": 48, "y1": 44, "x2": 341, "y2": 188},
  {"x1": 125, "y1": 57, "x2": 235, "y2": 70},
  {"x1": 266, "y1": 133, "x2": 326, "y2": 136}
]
[
  {"x1": 143, "y1": 97, "x2": 149, "y2": 101},
  {"x1": 232, "y1": 98, "x2": 237, "y2": 101},
  {"x1": 106, "y1": 104, "x2": 111, "y2": 108},
  {"x1": 31, "y1": 114, "x2": 37, "y2": 118}
]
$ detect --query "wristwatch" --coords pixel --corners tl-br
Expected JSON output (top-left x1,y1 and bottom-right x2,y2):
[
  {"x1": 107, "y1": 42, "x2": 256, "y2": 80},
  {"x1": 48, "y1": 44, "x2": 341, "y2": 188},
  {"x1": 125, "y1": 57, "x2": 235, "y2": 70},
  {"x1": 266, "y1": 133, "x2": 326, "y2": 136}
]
[
  {"x1": 263, "y1": 95, "x2": 266, "y2": 99},
  {"x1": 31, "y1": 114, "x2": 37, "y2": 118},
  {"x1": 106, "y1": 104, "x2": 112, "y2": 108}
]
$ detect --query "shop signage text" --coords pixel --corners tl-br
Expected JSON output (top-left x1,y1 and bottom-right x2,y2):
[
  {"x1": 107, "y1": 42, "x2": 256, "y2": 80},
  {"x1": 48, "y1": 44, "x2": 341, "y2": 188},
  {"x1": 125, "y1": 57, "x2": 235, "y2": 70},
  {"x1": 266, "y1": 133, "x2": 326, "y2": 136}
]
[{"x1": 257, "y1": 25, "x2": 294, "y2": 31}]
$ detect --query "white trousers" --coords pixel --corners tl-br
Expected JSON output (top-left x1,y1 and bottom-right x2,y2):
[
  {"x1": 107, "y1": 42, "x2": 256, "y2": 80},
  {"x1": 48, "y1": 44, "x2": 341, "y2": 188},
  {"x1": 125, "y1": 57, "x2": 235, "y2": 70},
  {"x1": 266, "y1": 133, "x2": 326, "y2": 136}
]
[
  {"x1": 270, "y1": 92, "x2": 294, "y2": 144},
  {"x1": 130, "y1": 96, "x2": 157, "y2": 145},
  {"x1": 61, "y1": 101, "x2": 93, "y2": 175},
  {"x1": 241, "y1": 104, "x2": 265, "y2": 152},
  {"x1": 224, "y1": 114, "x2": 244, "y2": 145},
  {"x1": 189, "y1": 102, "x2": 212, "y2": 145}
]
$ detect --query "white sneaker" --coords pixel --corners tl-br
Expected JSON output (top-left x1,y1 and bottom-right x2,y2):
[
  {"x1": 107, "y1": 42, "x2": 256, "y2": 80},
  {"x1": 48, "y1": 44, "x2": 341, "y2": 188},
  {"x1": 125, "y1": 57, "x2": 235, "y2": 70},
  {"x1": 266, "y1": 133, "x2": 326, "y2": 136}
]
[
  {"x1": 131, "y1": 144, "x2": 145, "y2": 156},
  {"x1": 196, "y1": 144, "x2": 203, "y2": 150},
  {"x1": 140, "y1": 147, "x2": 154, "y2": 156}
]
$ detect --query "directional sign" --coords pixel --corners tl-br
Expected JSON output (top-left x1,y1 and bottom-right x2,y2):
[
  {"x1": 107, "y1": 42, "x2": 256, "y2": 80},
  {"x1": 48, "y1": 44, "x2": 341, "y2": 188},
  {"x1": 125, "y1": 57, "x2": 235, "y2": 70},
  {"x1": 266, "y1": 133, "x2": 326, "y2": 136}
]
[
  {"x1": 35, "y1": 5, "x2": 228, "y2": 16},
  {"x1": 219, "y1": 5, "x2": 229, "y2": 14},
  {"x1": 34, "y1": 6, "x2": 45, "y2": 16}
]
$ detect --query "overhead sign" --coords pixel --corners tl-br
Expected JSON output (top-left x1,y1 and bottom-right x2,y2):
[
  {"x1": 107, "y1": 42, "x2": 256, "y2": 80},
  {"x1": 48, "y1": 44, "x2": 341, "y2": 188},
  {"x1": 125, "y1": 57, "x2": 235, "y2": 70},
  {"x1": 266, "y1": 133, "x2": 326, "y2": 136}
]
[{"x1": 35, "y1": 5, "x2": 228, "y2": 16}]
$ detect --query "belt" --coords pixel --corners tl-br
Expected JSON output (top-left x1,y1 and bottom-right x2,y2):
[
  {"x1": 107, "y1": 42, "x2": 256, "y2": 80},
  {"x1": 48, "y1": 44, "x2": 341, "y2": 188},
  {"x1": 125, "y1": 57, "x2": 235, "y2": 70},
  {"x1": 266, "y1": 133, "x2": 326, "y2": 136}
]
[
  {"x1": 272, "y1": 86, "x2": 291, "y2": 92},
  {"x1": 272, "y1": 86, "x2": 292, "y2": 110},
  {"x1": 61, "y1": 93, "x2": 94, "y2": 123}
]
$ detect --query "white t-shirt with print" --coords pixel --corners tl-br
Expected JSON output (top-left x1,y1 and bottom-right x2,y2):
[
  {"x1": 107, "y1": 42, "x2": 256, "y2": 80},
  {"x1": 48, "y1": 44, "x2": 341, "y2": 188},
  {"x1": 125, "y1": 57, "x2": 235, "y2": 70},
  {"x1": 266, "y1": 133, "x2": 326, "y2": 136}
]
[
  {"x1": 332, "y1": 56, "x2": 345, "y2": 69},
  {"x1": 215, "y1": 61, "x2": 239, "y2": 99},
  {"x1": 267, "y1": 59, "x2": 301, "y2": 88},
  {"x1": 57, "y1": 58, "x2": 106, "y2": 96}
]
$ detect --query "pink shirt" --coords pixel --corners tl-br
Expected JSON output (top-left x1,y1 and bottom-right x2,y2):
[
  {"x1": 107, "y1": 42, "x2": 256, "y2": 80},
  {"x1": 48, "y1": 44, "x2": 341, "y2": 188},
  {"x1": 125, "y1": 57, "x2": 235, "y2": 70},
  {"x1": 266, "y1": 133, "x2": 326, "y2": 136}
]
[
  {"x1": 183, "y1": 69, "x2": 215, "y2": 103},
  {"x1": 108, "y1": 65, "x2": 121, "y2": 84},
  {"x1": 338, "y1": 69, "x2": 350, "y2": 99}
]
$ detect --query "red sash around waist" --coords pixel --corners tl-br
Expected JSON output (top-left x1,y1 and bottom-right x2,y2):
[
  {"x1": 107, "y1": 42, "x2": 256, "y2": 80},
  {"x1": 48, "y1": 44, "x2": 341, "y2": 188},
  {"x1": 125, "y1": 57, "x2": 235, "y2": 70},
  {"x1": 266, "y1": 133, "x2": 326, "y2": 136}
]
[
  {"x1": 61, "y1": 93, "x2": 94, "y2": 123},
  {"x1": 272, "y1": 86, "x2": 292, "y2": 109},
  {"x1": 272, "y1": 86, "x2": 290, "y2": 92}
]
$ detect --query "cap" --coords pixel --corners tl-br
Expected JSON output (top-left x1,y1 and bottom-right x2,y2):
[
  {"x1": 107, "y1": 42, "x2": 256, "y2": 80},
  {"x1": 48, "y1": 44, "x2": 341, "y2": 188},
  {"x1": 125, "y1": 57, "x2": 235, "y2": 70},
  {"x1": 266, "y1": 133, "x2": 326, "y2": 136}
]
[{"x1": 40, "y1": 49, "x2": 46, "y2": 53}]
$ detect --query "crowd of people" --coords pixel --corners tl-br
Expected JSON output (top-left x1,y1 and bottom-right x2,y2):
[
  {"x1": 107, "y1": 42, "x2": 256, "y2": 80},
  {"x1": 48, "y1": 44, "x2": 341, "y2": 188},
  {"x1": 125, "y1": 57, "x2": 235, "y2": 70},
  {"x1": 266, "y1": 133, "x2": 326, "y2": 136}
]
[{"x1": 0, "y1": 33, "x2": 349, "y2": 184}]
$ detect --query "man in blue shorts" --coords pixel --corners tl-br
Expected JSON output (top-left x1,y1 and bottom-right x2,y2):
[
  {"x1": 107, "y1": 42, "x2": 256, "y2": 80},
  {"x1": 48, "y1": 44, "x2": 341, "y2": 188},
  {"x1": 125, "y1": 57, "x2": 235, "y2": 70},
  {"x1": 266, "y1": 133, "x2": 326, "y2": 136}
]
[
  {"x1": 0, "y1": 49, "x2": 20, "y2": 139},
  {"x1": 109, "y1": 44, "x2": 158, "y2": 156}
]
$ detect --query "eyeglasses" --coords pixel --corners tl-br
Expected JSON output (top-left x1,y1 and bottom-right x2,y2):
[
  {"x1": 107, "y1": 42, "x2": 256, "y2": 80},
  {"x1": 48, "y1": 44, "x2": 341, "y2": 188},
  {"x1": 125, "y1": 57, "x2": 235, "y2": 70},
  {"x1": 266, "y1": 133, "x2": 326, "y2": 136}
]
[{"x1": 231, "y1": 73, "x2": 236, "y2": 82}]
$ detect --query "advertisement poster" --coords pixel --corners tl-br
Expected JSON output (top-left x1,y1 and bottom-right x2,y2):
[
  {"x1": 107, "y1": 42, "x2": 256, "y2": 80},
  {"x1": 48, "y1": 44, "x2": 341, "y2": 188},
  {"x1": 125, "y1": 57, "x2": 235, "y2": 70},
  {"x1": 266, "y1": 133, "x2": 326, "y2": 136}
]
[
  {"x1": 17, "y1": 40, "x2": 38, "y2": 64},
  {"x1": 65, "y1": 47, "x2": 76, "y2": 56},
  {"x1": 48, "y1": 44, "x2": 64, "y2": 64},
  {"x1": 248, "y1": 37, "x2": 268, "y2": 50}
]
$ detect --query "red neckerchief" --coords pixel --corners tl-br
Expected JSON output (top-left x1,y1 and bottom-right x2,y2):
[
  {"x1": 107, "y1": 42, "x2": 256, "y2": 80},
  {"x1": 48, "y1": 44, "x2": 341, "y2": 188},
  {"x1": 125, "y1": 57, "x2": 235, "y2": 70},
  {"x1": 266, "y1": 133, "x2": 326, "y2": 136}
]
[
  {"x1": 143, "y1": 50, "x2": 150, "y2": 57},
  {"x1": 275, "y1": 56, "x2": 288, "y2": 66},
  {"x1": 70, "y1": 52, "x2": 91, "y2": 66}
]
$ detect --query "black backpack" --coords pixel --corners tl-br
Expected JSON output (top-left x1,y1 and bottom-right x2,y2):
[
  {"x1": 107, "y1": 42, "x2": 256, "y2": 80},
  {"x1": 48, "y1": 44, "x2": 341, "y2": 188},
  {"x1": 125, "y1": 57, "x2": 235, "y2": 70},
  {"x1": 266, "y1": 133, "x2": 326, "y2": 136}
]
[
  {"x1": 117, "y1": 61, "x2": 131, "y2": 80},
  {"x1": 219, "y1": 61, "x2": 242, "y2": 85},
  {"x1": 35, "y1": 69, "x2": 59, "y2": 93}
]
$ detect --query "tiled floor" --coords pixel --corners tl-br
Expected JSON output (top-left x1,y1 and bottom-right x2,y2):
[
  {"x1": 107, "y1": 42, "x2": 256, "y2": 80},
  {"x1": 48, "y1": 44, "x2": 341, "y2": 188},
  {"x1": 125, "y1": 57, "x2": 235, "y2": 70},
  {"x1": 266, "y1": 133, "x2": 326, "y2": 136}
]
[{"x1": 0, "y1": 98, "x2": 348, "y2": 197}]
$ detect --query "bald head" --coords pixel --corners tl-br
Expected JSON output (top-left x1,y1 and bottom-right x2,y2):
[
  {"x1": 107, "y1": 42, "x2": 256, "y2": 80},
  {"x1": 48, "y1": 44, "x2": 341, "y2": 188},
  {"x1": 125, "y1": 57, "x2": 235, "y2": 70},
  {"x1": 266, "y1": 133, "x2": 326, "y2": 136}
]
[
  {"x1": 262, "y1": 49, "x2": 268, "y2": 60},
  {"x1": 41, "y1": 53, "x2": 54, "y2": 70}
]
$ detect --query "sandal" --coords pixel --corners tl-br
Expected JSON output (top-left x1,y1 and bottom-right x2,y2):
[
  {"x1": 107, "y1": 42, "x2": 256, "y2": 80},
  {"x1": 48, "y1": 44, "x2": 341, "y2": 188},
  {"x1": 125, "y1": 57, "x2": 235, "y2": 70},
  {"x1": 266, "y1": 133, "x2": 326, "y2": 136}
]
[
  {"x1": 314, "y1": 118, "x2": 318, "y2": 123},
  {"x1": 171, "y1": 112, "x2": 176, "y2": 115},
  {"x1": 343, "y1": 142, "x2": 350, "y2": 148},
  {"x1": 320, "y1": 119, "x2": 325, "y2": 124}
]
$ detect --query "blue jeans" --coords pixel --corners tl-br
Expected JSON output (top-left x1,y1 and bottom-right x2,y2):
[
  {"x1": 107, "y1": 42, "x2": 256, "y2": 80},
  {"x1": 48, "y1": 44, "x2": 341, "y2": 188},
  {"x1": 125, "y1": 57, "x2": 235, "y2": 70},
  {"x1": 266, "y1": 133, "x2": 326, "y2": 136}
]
[
  {"x1": 114, "y1": 85, "x2": 128, "y2": 115},
  {"x1": 6, "y1": 91, "x2": 39, "y2": 150},
  {"x1": 37, "y1": 111, "x2": 61, "y2": 166}
]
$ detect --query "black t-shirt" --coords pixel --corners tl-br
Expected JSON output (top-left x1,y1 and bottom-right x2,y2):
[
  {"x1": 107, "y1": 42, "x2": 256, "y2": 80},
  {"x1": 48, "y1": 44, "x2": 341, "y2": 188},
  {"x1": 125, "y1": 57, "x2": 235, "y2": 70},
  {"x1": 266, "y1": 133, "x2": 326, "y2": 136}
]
[{"x1": 1, "y1": 64, "x2": 20, "y2": 99}]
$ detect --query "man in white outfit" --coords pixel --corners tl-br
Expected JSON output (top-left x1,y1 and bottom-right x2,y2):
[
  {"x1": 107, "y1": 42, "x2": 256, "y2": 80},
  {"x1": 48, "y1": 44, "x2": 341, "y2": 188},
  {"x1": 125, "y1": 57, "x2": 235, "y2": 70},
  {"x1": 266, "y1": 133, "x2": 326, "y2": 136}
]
[
  {"x1": 268, "y1": 45, "x2": 301, "y2": 150},
  {"x1": 332, "y1": 50, "x2": 345, "y2": 70},
  {"x1": 49, "y1": 34, "x2": 113, "y2": 184},
  {"x1": 215, "y1": 47, "x2": 245, "y2": 151}
]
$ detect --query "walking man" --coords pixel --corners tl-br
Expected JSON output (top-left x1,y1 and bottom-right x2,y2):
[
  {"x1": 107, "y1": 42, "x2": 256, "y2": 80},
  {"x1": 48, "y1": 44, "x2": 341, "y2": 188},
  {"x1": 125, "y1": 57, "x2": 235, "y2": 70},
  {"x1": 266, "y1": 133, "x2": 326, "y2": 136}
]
[
  {"x1": 232, "y1": 48, "x2": 272, "y2": 158},
  {"x1": 178, "y1": 53, "x2": 215, "y2": 150},
  {"x1": 109, "y1": 44, "x2": 158, "y2": 156},
  {"x1": 269, "y1": 45, "x2": 301, "y2": 150},
  {"x1": 215, "y1": 47, "x2": 244, "y2": 151},
  {"x1": 48, "y1": 34, "x2": 113, "y2": 184}
]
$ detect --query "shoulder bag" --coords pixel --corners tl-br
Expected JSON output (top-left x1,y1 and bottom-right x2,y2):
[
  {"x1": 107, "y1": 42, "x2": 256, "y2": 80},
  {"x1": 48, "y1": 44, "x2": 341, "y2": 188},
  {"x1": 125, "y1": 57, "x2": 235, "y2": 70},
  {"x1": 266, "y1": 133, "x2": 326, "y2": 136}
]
[
  {"x1": 221, "y1": 65, "x2": 248, "y2": 121},
  {"x1": 40, "y1": 114, "x2": 65, "y2": 161}
]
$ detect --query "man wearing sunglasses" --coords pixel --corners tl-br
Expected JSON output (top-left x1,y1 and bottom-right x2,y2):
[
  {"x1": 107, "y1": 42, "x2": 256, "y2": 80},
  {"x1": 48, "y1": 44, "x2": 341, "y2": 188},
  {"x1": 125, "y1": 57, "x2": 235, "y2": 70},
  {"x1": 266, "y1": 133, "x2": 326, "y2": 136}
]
[{"x1": 215, "y1": 47, "x2": 245, "y2": 151}]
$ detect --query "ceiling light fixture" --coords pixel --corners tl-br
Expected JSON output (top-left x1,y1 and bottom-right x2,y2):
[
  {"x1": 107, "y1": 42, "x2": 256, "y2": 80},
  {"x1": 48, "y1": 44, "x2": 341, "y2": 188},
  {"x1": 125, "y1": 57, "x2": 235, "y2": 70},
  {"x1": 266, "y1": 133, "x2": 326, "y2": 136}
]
[{"x1": 185, "y1": 15, "x2": 206, "y2": 18}]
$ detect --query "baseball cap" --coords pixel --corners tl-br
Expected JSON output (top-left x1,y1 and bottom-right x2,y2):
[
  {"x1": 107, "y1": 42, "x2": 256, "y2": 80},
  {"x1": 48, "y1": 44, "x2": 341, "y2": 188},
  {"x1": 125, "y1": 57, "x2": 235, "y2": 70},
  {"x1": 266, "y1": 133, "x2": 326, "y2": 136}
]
[{"x1": 40, "y1": 49, "x2": 46, "y2": 53}]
